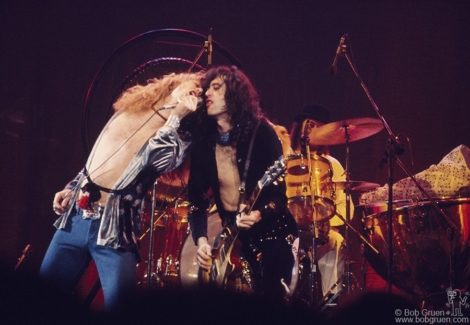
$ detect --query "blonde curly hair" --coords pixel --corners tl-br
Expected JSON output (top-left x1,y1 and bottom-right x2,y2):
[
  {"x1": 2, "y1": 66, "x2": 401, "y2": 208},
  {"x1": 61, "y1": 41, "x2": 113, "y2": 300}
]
[{"x1": 113, "y1": 71, "x2": 204, "y2": 113}]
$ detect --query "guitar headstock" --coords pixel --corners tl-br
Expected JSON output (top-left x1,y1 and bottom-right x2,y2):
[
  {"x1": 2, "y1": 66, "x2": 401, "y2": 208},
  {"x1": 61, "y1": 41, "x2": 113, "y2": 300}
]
[{"x1": 259, "y1": 155, "x2": 286, "y2": 188}]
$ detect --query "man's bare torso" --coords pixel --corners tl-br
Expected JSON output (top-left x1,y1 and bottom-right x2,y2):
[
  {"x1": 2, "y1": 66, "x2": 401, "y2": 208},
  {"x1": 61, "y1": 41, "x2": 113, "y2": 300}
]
[
  {"x1": 83, "y1": 108, "x2": 170, "y2": 204},
  {"x1": 216, "y1": 144, "x2": 240, "y2": 212}
]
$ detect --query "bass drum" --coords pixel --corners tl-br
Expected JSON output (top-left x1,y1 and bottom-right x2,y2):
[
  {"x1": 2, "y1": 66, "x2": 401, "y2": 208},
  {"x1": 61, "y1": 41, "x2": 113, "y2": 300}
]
[
  {"x1": 362, "y1": 196, "x2": 470, "y2": 299},
  {"x1": 179, "y1": 211, "x2": 222, "y2": 288}
]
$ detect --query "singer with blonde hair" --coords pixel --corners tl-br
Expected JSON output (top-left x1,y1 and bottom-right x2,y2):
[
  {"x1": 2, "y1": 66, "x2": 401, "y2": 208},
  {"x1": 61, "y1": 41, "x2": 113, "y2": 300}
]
[{"x1": 40, "y1": 71, "x2": 203, "y2": 313}]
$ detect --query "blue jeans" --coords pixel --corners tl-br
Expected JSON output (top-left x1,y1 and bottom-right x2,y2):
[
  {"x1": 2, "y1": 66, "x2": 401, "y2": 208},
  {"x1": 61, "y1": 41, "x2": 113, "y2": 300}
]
[{"x1": 39, "y1": 211, "x2": 137, "y2": 312}]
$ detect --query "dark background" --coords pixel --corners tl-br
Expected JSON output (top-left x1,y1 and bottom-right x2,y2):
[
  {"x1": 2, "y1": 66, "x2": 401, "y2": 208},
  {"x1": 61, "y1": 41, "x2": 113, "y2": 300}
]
[{"x1": 1, "y1": 0, "x2": 469, "y2": 280}]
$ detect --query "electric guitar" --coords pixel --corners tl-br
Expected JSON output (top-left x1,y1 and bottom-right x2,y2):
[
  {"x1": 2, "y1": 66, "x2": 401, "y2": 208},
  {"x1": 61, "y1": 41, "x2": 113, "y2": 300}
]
[{"x1": 199, "y1": 156, "x2": 286, "y2": 290}]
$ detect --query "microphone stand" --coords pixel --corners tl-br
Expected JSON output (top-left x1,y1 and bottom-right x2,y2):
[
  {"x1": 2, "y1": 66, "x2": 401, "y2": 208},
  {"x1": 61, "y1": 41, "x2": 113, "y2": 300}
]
[
  {"x1": 306, "y1": 142, "x2": 320, "y2": 306},
  {"x1": 339, "y1": 43, "x2": 459, "y2": 293},
  {"x1": 206, "y1": 28, "x2": 213, "y2": 69},
  {"x1": 187, "y1": 28, "x2": 213, "y2": 73},
  {"x1": 300, "y1": 120, "x2": 318, "y2": 306},
  {"x1": 297, "y1": 119, "x2": 323, "y2": 306}
]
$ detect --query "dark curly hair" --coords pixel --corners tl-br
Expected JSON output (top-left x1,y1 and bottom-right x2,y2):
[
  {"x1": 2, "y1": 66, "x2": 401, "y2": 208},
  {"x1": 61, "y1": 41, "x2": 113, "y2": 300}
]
[{"x1": 193, "y1": 65, "x2": 266, "y2": 144}]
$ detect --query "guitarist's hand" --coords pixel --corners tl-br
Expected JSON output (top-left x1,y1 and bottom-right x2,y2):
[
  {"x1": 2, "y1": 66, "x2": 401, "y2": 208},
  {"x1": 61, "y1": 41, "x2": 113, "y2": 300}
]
[
  {"x1": 236, "y1": 209, "x2": 262, "y2": 230},
  {"x1": 196, "y1": 237, "x2": 213, "y2": 270}
]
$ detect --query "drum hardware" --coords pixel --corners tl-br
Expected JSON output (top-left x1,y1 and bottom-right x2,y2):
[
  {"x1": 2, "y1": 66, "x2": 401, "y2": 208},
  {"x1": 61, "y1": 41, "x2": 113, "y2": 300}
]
[
  {"x1": 141, "y1": 181, "x2": 188, "y2": 289},
  {"x1": 14, "y1": 244, "x2": 32, "y2": 272},
  {"x1": 341, "y1": 122, "x2": 354, "y2": 296},
  {"x1": 336, "y1": 212, "x2": 379, "y2": 254},
  {"x1": 336, "y1": 37, "x2": 460, "y2": 294},
  {"x1": 303, "y1": 112, "x2": 384, "y2": 299},
  {"x1": 315, "y1": 273, "x2": 345, "y2": 311},
  {"x1": 337, "y1": 124, "x2": 381, "y2": 296},
  {"x1": 332, "y1": 180, "x2": 380, "y2": 192},
  {"x1": 137, "y1": 260, "x2": 162, "y2": 287},
  {"x1": 145, "y1": 180, "x2": 161, "y2": 289},
  {"x1": 164, "y1": 254, "x2": 174, "y2": 276},
  {"x1": 313, "y1": 208, "x2": 380, "y2": 309}
]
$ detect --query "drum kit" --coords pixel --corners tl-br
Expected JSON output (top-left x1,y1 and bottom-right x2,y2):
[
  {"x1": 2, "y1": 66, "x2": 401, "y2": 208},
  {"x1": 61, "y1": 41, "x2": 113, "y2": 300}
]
[
  {"x1": 359, "y1": 196, "x2": 470, "y2": 301},
  {"x1": 283, "y1": 116, "x2": 384, "y2": 308},
  {"x1": 138, "y1": 116, "x2": 470, "y2": 309},
  {"x1": 137, "y1": 179, "x2": 191, "y2": 287}
]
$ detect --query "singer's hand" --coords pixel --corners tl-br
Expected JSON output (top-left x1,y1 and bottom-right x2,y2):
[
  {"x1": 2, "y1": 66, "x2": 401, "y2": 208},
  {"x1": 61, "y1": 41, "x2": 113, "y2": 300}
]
[
  {"x1": 52, "y1": 189, "x2": 72, "y2": 215},
  {"x1": 172, "y1": 95, "x2": 200, "y2": 120}
]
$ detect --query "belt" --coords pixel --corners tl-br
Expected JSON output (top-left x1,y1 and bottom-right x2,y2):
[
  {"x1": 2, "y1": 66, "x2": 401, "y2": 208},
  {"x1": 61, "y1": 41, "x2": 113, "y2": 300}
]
[{"x1": 75, "y1": 203, "x2": 104, "y2": 220}]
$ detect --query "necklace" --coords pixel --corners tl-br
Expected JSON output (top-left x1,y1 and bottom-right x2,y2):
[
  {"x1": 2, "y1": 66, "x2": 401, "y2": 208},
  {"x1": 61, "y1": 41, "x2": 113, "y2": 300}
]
[{"x1": 217, "y1": 131, "x2": 231, "y2": 145}]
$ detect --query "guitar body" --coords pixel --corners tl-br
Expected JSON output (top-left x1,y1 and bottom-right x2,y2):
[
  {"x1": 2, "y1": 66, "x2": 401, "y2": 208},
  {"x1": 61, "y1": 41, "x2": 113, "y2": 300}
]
[
  {"x1": 179, "y1": 211, "x2": 221, "y2": 288},
  {"x1": 208, "y1": 228, "x2": 244, "y2": 290}
]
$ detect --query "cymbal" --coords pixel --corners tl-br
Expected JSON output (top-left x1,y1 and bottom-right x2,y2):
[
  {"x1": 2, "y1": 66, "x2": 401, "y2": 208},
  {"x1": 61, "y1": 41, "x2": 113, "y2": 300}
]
[
  {"x1": 309, "y1": 117, "x2": 383, "y2": 146},
  {"x1": 333, "y1": 180, "x2": 380, "y2": 191}
]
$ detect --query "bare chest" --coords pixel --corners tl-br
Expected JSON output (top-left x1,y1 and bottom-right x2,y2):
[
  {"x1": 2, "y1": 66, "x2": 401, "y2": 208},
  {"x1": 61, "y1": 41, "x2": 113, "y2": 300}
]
[{"x1": 87, "y1": 111, "x2": 165, "y2": 186}]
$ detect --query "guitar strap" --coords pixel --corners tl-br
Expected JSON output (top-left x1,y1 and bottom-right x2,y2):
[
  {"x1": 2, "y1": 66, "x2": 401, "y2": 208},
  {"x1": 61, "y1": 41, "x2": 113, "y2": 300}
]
[{"x1": 237, "y1": 122, "x2": 260, "y2": 212}]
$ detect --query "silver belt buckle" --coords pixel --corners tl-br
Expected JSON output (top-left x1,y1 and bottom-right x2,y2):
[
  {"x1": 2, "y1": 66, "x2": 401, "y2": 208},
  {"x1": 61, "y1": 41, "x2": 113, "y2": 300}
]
[{"x1": 77, "y1": 203, "x2": 103, "y2": 220}]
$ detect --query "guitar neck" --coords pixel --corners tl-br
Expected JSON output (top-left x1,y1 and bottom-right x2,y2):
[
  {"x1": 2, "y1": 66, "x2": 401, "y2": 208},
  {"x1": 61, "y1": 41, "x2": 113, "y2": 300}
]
[
  {"x1": 237, "y1": 155, "x2": 285, "y2": 218},
  {"x1": 243, "y1": 182, "x2": 262, "y2": 215}
]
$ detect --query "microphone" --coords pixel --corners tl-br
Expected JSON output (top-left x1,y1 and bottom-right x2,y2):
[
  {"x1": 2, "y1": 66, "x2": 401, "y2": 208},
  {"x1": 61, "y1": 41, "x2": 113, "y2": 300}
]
[
  {"x1": 157, "y1": 97, "x2": 203, "y2": 111},
  {"x1": 300, "y1": 119, "x2": 310, "y2": 155},
  {"x1": 329, "y1": 34, "x2": 347, "y2": 76}
]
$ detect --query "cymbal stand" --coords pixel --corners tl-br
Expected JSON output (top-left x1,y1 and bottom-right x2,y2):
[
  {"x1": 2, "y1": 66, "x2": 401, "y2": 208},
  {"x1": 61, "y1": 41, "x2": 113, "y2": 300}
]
[
  {"x1": 339, "y1": 39, "x2": 459, "y2": 293},
  {"x1": 335, "y1": 124, "x2": 364, "y2": 297},
  {"x1": 145, "y1": 180, "x2": 160, "y2": 289},
  {"x1": 343, "y1": 125, "x2": 353, "y2": 294},
  {"x1": 316, "y1": 125, "x2": 370, "y2": 311}
]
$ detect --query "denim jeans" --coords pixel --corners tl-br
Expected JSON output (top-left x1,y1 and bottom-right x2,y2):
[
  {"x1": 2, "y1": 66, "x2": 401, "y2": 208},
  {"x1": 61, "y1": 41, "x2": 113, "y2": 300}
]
[{"x1": 39, "y1": 211, "x2": 137, "y2": 312}]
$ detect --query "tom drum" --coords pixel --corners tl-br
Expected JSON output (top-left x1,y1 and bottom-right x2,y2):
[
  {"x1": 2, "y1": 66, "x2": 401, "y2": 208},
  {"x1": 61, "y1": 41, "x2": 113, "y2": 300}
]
[{"x1": 285, "y1": 153, "x2": 336, "y2": 230}]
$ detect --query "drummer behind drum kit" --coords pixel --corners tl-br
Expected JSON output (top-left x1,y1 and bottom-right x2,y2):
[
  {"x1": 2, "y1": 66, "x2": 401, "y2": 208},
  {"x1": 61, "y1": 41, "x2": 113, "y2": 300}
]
[{"x1": 282, "y1": 116, "x2": 384, "y2": 308}]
